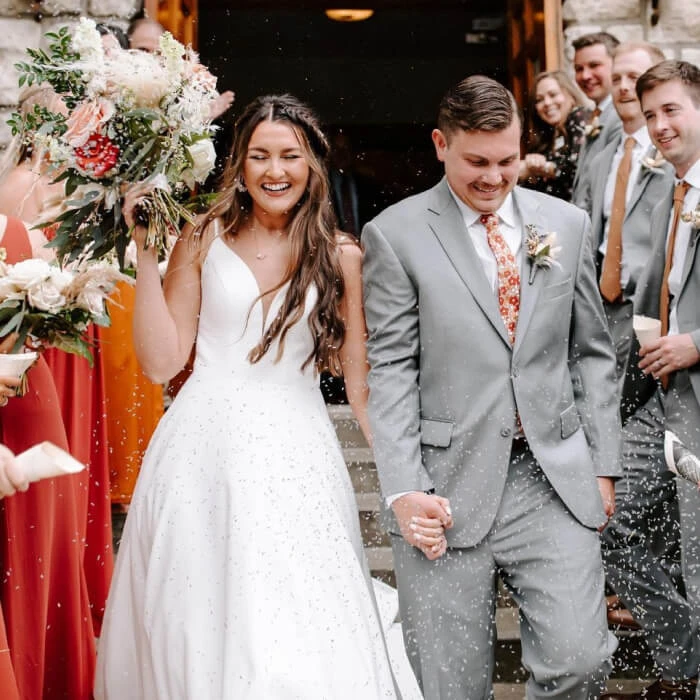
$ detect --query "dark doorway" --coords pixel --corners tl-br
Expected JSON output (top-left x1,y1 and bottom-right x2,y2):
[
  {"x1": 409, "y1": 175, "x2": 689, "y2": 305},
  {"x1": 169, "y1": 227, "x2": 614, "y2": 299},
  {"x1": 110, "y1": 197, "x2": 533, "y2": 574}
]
[{"x1": 199, "y1": 2, "x2": 509, "y2": 217}]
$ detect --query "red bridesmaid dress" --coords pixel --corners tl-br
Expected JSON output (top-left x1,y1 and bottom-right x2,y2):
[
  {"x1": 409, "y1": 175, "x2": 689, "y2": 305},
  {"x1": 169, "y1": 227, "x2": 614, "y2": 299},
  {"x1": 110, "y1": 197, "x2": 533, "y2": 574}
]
[
  {"x1": 0, "y1": 216, "x2": 96, "y2": 699},
  {"x1": 0, "y1": 606, "x2": 19, "y2": 700},
  {"x1": 43, "y1": 331, "x2": 114, "y2": 636}
]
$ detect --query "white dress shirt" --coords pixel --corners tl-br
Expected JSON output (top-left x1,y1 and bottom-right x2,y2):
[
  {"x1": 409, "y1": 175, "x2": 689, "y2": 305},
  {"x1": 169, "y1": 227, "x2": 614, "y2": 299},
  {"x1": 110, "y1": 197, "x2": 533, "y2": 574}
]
[
  {"x1": 597, "y1": 94, "x2": 613, "y2": 114},
  {"x1": 386, "y1": 185, "x2": 522, "y2": 506},
  {"x1": 598, "y1": 126, "x2": 652, "y2": 291},
  {"x1": 668, "y1": 159, "x2": 700, "y2": 335},
  {"x1": 447, "y1": 183, "x2": 523, "y2": 285}
]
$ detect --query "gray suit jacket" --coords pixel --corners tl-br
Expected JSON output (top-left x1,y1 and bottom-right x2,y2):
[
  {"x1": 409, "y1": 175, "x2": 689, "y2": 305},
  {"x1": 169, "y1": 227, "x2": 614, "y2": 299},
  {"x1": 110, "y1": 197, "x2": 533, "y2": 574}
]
[
  {"x1": 572, "y1": 101, "x2": 622, "y2": 208},
  {"x1": 586, "y1": 137, "x2": 675, "y2": 299},
  {"x1": 635, "y1": 188, "x2": 700, "y2": 438},
  {"x1": 362, "y1": 179, "x2": 622, "y2": 548}
]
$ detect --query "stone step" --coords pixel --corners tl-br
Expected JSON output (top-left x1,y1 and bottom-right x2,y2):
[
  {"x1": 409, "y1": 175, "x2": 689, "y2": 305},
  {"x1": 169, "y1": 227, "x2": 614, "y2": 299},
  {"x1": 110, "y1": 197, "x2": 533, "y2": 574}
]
[{"x1": 328, "y1": 404, "x2": 368, "y2": 448}]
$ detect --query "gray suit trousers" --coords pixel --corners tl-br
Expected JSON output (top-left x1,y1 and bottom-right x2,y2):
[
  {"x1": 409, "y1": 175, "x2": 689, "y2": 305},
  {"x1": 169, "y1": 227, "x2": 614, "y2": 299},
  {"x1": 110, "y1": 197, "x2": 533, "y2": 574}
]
[
  {"x1": 601, "y1": 392, "x2": 700, "y2": 679},
  {"x1": 665, "y1": 371, "x2": 700, "y2": 689},
  {"x1": 391, "y1": 445, "x2": 616, "y2": 700}
]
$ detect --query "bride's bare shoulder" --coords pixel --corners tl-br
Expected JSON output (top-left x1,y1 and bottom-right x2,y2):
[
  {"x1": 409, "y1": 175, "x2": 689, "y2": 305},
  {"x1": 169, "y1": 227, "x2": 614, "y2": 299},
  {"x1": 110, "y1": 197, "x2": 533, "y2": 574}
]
[{"x1": 171, "y1": 215, "x2": 223, "y2": 267}]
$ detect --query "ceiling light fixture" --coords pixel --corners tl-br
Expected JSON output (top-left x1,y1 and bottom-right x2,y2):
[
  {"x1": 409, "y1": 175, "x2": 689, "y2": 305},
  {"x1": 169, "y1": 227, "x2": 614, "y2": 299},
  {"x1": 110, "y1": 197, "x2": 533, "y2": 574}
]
[{"x1": 325, "y1": 9, "x2": 374, "y2": 22}]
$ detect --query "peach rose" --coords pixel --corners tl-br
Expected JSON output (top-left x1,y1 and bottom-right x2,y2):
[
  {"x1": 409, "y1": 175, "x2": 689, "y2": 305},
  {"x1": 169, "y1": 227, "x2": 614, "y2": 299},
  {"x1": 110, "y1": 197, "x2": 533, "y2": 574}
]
[{"x1": 64, "y1": 99, "x2": 115, "y2": 148}]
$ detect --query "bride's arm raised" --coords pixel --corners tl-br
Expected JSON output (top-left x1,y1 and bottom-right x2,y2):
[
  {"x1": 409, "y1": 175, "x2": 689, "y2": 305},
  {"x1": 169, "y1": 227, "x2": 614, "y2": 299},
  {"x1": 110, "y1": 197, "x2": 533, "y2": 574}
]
[
  {"x1": 125, "y1": 190, "x2": 212, "y2": 383},
  {"x1": 337, "y1": 239, "x2": 373, "y2": 447}
]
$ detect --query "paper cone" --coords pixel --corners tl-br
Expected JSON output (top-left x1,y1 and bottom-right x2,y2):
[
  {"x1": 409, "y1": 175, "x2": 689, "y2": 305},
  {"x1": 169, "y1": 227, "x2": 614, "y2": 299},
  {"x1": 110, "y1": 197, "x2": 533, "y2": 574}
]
[
  {"x1": 633, "y1": 315, "x2": 661, "y2": 346},
  {"x1": 15, "y1": 442, "x2": 85, "y2": 483},
  {"x1": 664, "y1": 431, "x2": 700, "y2": 484},
  {"x1": 0, "y1": 351, "x2": 37, "y2": 379}
]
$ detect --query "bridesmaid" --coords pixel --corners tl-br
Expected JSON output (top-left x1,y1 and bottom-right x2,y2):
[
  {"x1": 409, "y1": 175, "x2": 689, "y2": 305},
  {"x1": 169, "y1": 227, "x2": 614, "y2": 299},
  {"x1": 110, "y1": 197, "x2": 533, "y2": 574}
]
[
  {"x1": 0, "y1": 84, "x2": 114, "y2": 633},
  {"x1": 101, "y1": 281, "x2": 165, "y2": 508},
  {"x1": 0, "y1": 214, "x2": 96, "y2": 699}
]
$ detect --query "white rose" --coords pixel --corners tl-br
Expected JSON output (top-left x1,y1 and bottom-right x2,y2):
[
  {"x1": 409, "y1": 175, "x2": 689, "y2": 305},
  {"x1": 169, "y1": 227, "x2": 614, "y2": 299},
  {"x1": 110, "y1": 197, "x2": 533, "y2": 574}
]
[
  {"x1": 7, "y1": 259, "x2": 52, "y2": 289},
  {"x1": 75, "y1": 282, "x2": 106, "y2": 317},
  {"x1": 47, "y1": 267, "x2": 74, "y2": 294},
  {"x1": 187, "y1": 139, "x2": 216, "y2": 183},
  {"x1": 0, "y1": 277, "x2": 20, "y2": 298},
  {"x1": 26, "y1": 280, "x2": 66, "y2": 313}
]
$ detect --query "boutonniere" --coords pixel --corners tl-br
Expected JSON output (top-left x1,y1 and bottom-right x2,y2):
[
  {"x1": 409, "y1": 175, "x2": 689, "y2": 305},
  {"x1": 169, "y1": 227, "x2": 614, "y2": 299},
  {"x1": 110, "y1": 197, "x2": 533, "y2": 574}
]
[
  {"x1": 584, "y1": 115, "x2": 602, "y2": 140},
  {"x1": 640, "y1": 148, "x2": 667, "y2": 177},
  {"x1": 525, "y1": 225, "x2": 562, "y2": 284},
  {"x1": 681, "y1": 203, "x2": 700, "y2": 229}
]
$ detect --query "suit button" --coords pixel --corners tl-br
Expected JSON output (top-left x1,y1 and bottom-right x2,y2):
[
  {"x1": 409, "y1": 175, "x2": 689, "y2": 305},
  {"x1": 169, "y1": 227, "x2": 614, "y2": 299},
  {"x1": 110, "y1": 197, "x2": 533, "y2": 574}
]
[
  {"x1": 500, "y1": 427, "x2": 512, "y2": 438},
  {"x1": 511, "y1": 367, "x2": 519, "y2": 378}
]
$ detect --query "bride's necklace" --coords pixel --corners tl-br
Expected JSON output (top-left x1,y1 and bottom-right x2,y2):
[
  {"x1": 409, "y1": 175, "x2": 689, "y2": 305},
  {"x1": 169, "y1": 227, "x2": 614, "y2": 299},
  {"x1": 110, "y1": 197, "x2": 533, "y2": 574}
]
[{"x1": 252, "y1": 225, "x2": 286, "y2": 260}]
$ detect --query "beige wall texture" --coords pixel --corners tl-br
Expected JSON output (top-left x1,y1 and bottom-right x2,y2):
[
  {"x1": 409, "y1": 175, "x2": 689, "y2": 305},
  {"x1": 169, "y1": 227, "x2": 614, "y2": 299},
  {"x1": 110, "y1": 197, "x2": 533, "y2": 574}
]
[{"x1": 563, "y1": 0, "x2": 700, "y2": 65}]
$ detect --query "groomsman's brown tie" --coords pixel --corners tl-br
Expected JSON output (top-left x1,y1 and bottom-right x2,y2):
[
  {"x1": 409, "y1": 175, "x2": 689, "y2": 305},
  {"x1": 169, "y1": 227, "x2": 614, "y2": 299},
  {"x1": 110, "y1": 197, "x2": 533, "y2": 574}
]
[
  {"x1": 660, "y1": 180, "x2": 691, "y2": 338},
  {"x1": 481, "y1": 214, "x2": 520, "y2": 345},
  {"x1": 600, "y1": 136, "x2": 636, "y2": 303}
]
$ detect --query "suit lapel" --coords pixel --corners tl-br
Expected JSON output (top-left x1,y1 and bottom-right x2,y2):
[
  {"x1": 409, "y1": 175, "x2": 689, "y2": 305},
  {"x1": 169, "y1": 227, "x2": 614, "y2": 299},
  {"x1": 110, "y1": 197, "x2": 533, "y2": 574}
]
[
  {"x1": 592, "y1": 139, "x2": 619, "y2": 245},
  {"x1": 426, "y1": 179, "x2": 511, "y2": 347},
  {"x1": 512, "y1": 188, "x2": 546, "y2": 353},
  {"x1": 626, "y1": 169, "x2": 652, "y2": 219},
  {"x1": 679, "y1": 227, "x2": 700, "y2": 298}
]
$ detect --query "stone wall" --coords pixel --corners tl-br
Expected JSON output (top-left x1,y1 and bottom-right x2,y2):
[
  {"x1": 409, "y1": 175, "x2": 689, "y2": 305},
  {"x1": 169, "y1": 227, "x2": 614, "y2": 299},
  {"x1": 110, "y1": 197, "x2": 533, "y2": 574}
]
[
  {"x1": 562, "y1": 0, "x2": 700, "y2": 65},
  {"x1": 0, "y1": 0, "x2": 139, "y2": 147}
]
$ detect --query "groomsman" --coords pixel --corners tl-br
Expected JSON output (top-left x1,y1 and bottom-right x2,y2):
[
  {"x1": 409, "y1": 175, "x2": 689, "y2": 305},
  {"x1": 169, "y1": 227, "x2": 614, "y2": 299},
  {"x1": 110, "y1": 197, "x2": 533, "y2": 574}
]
[
  {"x1": 572, "y1": 32, "x2": 623, "y2": 208},
  {"x1": 588, "y1": 45, "x2": 700, "y2": 700},
  {"x1": 583, "y1": 41, "x2": 673, "y2": 407},
  {"x1": 621, "y1": 59, "x2": 700, "y2": 700}
]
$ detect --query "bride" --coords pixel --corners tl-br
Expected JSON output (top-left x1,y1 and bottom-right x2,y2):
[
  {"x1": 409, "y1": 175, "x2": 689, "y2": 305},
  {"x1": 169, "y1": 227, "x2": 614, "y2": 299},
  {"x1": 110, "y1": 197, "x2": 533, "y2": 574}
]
[{"x1": 94, "y1": 94, "x2": 443, "y2": 699}]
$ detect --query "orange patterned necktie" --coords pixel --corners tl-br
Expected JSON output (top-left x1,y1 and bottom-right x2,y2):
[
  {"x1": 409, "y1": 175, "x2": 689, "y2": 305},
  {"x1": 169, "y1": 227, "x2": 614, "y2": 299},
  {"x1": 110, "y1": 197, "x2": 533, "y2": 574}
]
[
  {"x1": 481, "y1": 214, "x2": 520, "y2": 345},
  {"x1": 600, "y1": 136, "x2": 636, "y2": 303}
]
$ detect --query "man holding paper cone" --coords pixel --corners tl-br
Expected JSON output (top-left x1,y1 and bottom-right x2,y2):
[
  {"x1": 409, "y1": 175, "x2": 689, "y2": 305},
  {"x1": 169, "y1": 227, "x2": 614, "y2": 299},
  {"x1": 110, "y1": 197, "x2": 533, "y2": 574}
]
[{"x1": 628, "y1": 59, "x2": 700, "y2": 700}]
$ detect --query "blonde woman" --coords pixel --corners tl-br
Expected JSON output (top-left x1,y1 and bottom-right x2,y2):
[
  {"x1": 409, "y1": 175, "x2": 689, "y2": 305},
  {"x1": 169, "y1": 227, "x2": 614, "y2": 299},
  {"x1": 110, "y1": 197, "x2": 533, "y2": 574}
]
[{"x1": 520, "y1": 70, "x2": 591, "y2": 200}]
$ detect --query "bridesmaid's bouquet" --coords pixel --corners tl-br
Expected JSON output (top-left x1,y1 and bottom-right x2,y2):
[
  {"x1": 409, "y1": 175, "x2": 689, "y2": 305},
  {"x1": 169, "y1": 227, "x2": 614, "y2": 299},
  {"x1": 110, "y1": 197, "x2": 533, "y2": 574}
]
[
  {"x1": 9, "y1": 18, "x2": 221, "y2": 268},
  {"x1": 0, "y1": 252, "x2": 128, "y2": 365}
]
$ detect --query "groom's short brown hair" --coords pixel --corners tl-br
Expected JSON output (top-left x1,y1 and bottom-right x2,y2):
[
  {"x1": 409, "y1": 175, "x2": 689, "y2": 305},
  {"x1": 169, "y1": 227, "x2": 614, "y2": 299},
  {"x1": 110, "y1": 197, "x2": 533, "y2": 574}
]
[{"x1": 437, "y1": 75, "x2": 521, "y2": 139}]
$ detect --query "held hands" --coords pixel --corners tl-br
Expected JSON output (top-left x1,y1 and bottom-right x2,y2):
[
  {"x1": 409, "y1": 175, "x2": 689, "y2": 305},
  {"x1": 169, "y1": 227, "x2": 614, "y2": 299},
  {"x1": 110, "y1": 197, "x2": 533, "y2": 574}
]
[
  {"x1": 639, "y1": 334, "x2": 700, "y2": 379},
  {"x1": 0, "y1": 444, "x2": 28, "y2": 499},
  {"x1": 391, "y1": 492, "x2": 453, "y2": 560}
]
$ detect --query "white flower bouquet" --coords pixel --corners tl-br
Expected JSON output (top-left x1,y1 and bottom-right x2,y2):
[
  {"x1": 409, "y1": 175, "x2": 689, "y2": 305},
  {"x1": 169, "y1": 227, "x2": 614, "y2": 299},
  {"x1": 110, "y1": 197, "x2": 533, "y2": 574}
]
[
  {"x1": 10, "y1": 18, "x2": 221, "y2": 267},
  {"x1": 0, "y1": 250, "x2": 128, "y2": 365}
]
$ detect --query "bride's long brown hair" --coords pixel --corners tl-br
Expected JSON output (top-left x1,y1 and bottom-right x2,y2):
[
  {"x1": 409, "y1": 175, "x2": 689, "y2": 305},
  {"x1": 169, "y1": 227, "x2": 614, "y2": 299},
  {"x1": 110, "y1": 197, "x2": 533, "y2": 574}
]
[{"x1": 197, "y1": 94, "x2": 345, "y2": 374}]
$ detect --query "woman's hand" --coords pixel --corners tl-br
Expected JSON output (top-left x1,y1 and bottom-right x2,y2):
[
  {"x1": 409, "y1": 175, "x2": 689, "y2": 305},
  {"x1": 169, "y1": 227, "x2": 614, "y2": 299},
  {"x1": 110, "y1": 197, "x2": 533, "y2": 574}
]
[
  {"x1": 0, "y1": 444, "x2": 28, "y2": 499},
  {"x1": 523, "y1": 153, "x2": 555, "y2": 179},
  {"x1": 122, "y1": 183, "x2": 156, "y2": 251},
  {"x1": 0, "y1": 376, "x2": 21, "y2": 406}
]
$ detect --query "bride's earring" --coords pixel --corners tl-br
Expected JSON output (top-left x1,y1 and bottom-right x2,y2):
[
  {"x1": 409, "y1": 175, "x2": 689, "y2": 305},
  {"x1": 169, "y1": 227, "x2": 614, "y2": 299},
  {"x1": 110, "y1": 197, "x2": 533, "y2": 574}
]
[{"x1": 234, "y1": 176, "x2": 247, "y2": 193}]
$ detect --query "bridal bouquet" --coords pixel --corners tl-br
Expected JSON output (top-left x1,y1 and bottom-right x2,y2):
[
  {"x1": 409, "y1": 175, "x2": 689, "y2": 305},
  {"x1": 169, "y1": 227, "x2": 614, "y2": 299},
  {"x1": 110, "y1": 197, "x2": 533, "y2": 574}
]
[
  {"x1": 10, "y1": 18, "x2": 220, "y2": 267},
  {"x1": 0, "y1": 252, "x2": 128, "y2": 364}
]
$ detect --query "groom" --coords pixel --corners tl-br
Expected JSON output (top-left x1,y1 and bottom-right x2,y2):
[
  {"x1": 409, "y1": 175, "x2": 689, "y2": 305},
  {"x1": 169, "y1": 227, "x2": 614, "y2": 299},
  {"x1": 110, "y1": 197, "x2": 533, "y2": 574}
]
[{"x1": 362, "y1": 76, "x2": 622, "y2": 699}]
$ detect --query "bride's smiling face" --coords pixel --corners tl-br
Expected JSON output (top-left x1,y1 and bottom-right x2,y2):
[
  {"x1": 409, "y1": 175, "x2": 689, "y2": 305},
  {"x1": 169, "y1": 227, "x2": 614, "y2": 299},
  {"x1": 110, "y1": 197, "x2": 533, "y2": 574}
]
[{"x1": 242, "y1": 120, "x2": 311, "y2": 221}]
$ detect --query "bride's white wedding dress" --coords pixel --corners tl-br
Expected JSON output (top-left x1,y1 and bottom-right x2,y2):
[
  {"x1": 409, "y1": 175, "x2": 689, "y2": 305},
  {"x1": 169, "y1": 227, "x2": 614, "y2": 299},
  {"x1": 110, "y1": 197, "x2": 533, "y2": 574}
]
[{"x1": 95, "y1": 237, "x2": 403, "y2": 699}]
